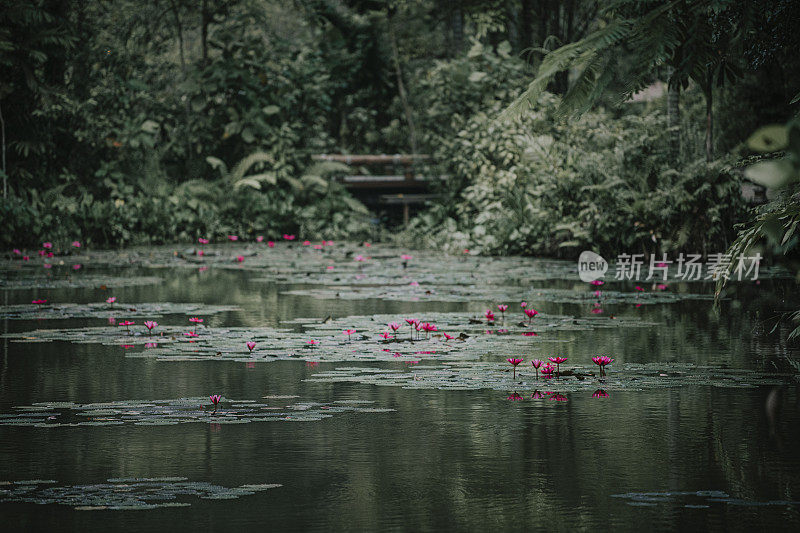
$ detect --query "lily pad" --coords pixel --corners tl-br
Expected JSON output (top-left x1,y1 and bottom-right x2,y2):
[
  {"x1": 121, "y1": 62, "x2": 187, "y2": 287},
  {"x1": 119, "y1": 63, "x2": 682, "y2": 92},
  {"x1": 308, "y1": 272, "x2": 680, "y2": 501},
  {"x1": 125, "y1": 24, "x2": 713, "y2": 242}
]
[
  {"x1": 0, "y1": 275, "x2": 163, "y2": 290},
  {"x1": 2, "y1": 311, "x2": 658, "y2": 364},
  {"x1": 0, "y1": 477, "x2": 281, "y2": 510},
  {"x1": 0, "y1": 302, "x2": 240, "y2": 321},
  {"x1": 1, "y1": 397, "x2": 395, "y2": 427}
]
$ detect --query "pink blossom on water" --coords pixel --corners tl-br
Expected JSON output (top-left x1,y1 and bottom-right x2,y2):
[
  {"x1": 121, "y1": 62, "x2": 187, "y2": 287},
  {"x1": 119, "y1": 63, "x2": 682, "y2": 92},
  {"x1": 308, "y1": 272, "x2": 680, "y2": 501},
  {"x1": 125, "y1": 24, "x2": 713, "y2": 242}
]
[
  {"x1": 32, "y1": 299, "x2": 47, "y2": 305},
  {"x1": 198, "y1": 237, "x2": 209, "y2": 244},
  {"x1": 144, "y1": 321, "x2": 158, "y2": 332},
  {"x1": 236, "y1": 255, "x2": 244, "y2": 262},
  {"x1": 267, "y1": 241, "x2": 275, "y2": 248},
  {"x1": 590, "y1": 280, "x2": 604, "y2": 286},
  {"x1": 302, "y1": 240, "x2": 311, "y2": 246},
  {"x1": 246, "y1": 341, "x2": 256, "y2": 352},
  {"x1": 228, "y1": 235, "x2": 238, "y2": 241},
  {"x1": 13, "y1": 248, "x2": 21, "y2": 255},
  {"x1": 106, "y1": 297, "x2": 116, "y2": 304},
  {"x1": 72, "y1": 264, "x2": 81, "y2": 270},
  {"x1": 256, "y1": 236, "x2": 264, "y2": 242},
  {"x1": 71, "y1": 241, "x2": 81, "y2": 248},
  {"x1": 283, "y1": 234, "x2": 295, "y2": 240},
  {"x1": 42, "y1": 242, "x2": 52, "y2": 249}
]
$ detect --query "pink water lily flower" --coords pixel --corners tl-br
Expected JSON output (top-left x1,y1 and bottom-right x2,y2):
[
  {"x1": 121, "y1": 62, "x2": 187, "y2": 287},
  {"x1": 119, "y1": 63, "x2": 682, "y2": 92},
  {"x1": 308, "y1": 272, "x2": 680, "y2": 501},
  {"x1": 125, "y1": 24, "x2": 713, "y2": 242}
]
[
  {"x1": 236, "y1": 255, "x2": 244, "y2": 262},
  {"x1": 118, "y1": 320, "x2": 135, "y2": 333},
  {"x1": 590, "y1": 280, "x2": 604, "y2": 286},
  {"x1": 267, "y1": 241, "x2": 275, "y2": 248},
  {"x1": 531, "y1": 359, "x2": 544, "y2": 378},
  {"x1": 507, "y1": 392, "x2": 524, "y2": 401},
  {"x1": 326, "y1": 266, "x2": 334, "y2": 270},
  {"x1": 189, "y1": 317, "x2": 203, "y2": 324},
  {"x1": 256, "y1": 236, "x2": 264, "y2": 242},
  {"x1": 507, "y1": 358, "x2": 523, "y2": 379},
  {"x1": 198, "y1": 237, "x2": 209, "y2": 244},
  {"x1": 591, "y1": 355, "x2": 614, "y2": 376},
  {"x1": 38, "y1": 250, "x2": 46, "y2": 256},
  {"x1": 591, "y1": 307, "x2": 604, "y2": 314},
  {"x1": 379, "y1": 332, "x2": 393, "y2": 340},
  {"x1": 22, "y1": 256, "x2": 29, "y2": 261},
  {"x1": 388, "y1": 322, "x2": 401, "y2": 332},
  {"x1": 343, "y1": 329, "x2": 356, "y2": 341},
  {"x1": 548, "y1": 356, "x2": 567, "y2": 375},
  {"x1": 198, "y1": 250, "x2": 204, "y2": 256},
  {"x1": 144, "y1": 342, "x2": 158, "y2": 348},
  {"x1": 324, "y1": 241, "x2": 334, "y2": 246},
  {"x1": 32, "y1": 299, "x2": 47, "y2": 305},
  {"x1": 485, "y1": 309, "x2": 495, "y2": 322},
  {"x1": 71, "y1": 241, "x2": 81, "y2": 248},
  {"x1": 354, "y1": 255, "x2": 365, "y2": 262},
  {"x1": 144, "y1": 320, "x2": 158, "y2": 333},
  {"x1": 549, "y1": 393, "x2": 568, "y2": 402},
  {"x1": 283, "y1": 234, "x2": 295, "y2": 240},
  {"x1": 363, "y1": 242, "x2": 371, "y2": 247},
  {"x1": 13, "y1": 248, "x2": 21, "y2": 254},
  {"x1": 47, "y1": 252, "x2": 54, "y2": 257},
  {"x1": 497, "y1": 304, "x2": 508, "y2": 312},
  {"x1": 43, "y1": 263, "x2": 52, "y2": 269},
  {"x1": 184, "y1": 331, "x2": 199, "y2": 338},
  {"x1": 209, "y1": 394, "x2": 221, "y2": 409},
  {"x1": 522, "y1": 332, "x2": 538, "y2": 337},
  {"x1": 635, "y1": 286, "x2": 644, "y2": 292},
  {"x1": 313, "y1": 244, "x2": 323, "y2": 250},
  {"x1": 540, "y1": 364, "x2": 555, "y2": 378},
  {"x1": 524, "y1": 308, "x2": 538, "y2": 323},
  {"x1": 593, "y1": 290, "x2": 602, "y2": 298},
  {"x1": 409, "y1": 281, "x2": 419, "y2": 286},
  {"x1": 592, "y1": 389, "x2": 609, "y2": 398},
  {"x1": 106, "y1": 297, "x2": 116, "y2": 304},
  {"x1": 228, "y1": 235, "x2": 238, "y2": 241},
  {"x1": 307, "y1": 340, "x2": 319, "y2": 345},
  {"x1": 42, "y1": 242, "x2": 52, "y2": 249},
  {"x1": 72, "y1": 264, "x2": 81, "y2": 270},
  {"x1": 246, "y1": 341, "x2": 256, "y2": 352},
  {"x1": 401, "y1": 254, "x2": 413, "y2": 260},
  {"x1": 520, "y1": 302, "x2": 527, "y2": 309},
  {"x1": 443, "y1": 333, "x2": 454, "y2": 341},
  {"x1": 302, "y1": 240, "x2": 311, "y2": 246},
  {"x1": 531, "y1": 390, "x2": 545, "y2": 399},
  {"x1": 657, "y1": 284, "x2": 668, "y2": 291}
]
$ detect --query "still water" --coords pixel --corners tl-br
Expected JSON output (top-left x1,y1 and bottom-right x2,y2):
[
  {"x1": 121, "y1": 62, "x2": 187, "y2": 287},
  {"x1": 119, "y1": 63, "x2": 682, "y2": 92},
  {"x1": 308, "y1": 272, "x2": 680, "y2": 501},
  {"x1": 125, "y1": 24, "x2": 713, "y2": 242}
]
[{"x1": 1, "y1": 261, "x2": 799, "y2": 531}]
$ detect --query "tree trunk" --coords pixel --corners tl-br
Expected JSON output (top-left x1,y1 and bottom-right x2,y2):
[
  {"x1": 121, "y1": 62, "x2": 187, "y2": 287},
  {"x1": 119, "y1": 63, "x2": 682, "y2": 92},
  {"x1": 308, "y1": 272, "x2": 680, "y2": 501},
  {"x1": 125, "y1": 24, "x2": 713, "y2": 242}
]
[
  {"x1": 667, "y1": 81, "x2": 680, "y2": 159},
  {"x1": 705, "y1": 76, "x2": 713, "y2": 162},
  {"x1": 1, "y1": 101, "x2": 6, "y2": 198},
  {"x1": 201, "y1": 0, "x2": 210, "y2": 66},
  {"x1": 449, "y1": 0, "x2": 463, "y2": 57},
  {"x1": 520, "y1": 0, "x2": 533, "y2": 59},
  {"x1": 387, "y1": 12, "x2": 419, "y2": 156}
]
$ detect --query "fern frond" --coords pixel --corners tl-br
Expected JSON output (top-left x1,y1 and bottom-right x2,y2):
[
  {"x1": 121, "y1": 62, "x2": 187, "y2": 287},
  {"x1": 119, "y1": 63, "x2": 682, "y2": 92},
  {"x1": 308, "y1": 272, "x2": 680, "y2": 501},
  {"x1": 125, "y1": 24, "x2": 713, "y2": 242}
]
[{"x1": 229, "y1": 152, "x2": 275, "y2": 183}]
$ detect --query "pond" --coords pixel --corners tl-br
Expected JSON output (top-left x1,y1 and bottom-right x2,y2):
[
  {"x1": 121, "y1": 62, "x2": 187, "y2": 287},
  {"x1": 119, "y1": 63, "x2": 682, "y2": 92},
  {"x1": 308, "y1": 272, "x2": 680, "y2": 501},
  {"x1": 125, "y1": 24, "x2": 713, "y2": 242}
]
[{"x1": 1, "y1": 243, "x2": 799, "y2": 531}]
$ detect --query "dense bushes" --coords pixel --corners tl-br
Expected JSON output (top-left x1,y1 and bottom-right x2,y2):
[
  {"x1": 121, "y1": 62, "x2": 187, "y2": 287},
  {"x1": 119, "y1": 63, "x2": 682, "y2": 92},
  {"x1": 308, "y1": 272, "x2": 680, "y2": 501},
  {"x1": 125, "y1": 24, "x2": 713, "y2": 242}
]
[
  {"x1": 402, "y1": 91, "x2": 747, "y2": 258},
  {"x1": 0, "y1": 178, "x2": 371, "y2": 249}
]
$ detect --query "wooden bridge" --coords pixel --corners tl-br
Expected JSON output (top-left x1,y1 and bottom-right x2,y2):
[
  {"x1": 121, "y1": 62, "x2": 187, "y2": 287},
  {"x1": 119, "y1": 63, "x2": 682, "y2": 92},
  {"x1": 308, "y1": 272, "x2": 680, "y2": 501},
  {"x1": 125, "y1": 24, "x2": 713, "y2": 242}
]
[{"x1": 311, "y1": 154, "x2": 443, "y2": 225}]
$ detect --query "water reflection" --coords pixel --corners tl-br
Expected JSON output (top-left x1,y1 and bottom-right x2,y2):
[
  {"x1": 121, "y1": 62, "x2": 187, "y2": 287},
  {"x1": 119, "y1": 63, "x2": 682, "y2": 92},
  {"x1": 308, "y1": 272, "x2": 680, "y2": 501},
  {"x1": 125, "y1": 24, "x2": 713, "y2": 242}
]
[{"x1": 0, "y1": 264, "x2": 799, "y2": 530}]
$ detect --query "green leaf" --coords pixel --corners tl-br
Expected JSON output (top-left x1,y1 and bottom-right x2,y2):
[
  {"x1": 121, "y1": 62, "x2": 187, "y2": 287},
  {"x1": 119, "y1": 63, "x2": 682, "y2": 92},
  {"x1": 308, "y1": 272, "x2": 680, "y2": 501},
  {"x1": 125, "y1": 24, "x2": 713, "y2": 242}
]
[
  {"x1": 241, "y1": 128, "x2": 255, "y2": 143},
  {"x1": 140, "y1": 120, "x2": 159, "y2": 134},
  {"x1": 744, "y1": 159, "x2": 795, "y2": 189},
  {"x1": 746, "y1": 124, "x2": 788, "y2": 152},
  {"x1": 468, "y1": 71, "x2": 488, "y2": 83}
]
